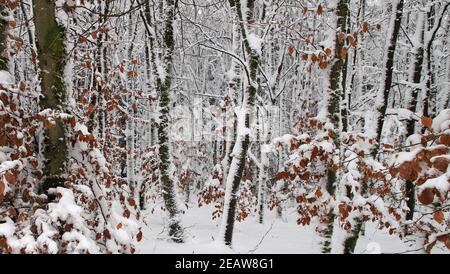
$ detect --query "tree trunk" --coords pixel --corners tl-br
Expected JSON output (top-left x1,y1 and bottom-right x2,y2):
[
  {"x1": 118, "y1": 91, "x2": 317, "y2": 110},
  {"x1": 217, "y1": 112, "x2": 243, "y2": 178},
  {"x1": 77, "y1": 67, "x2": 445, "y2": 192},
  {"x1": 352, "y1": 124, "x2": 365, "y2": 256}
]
[
  {"x1": 373, "y1": 0, "x2": 404, "y2": 157},
  {"x1": 404, "y1": 11, "x2": 425, "y2": 221},
  {"x1": 445, "y1": 19, "x2": 450, "y2": 109},
  {"x1": 322, "y1": 0, "x2": 349, "y2": 254},
  {"x1": 341, "y1": 1, "x2": 370, "y2": 254},
  {"x1": 219, "y1": 0, "x2": 259, "y2": 247},
  {"x1": 222, "y1": 0, "x2": 242, "y2": 181},
  {"x1": 423, "y1": 2, "x2": 450, "y2": 119},
  {"x1": 141, "y1": 0, "x2": 184, "y2": 242},
  {"x1": 256, "y1": 107, "x2": 266, "y2": 224},
  {"x1": 88, "y1": 0, "x2": 109, "y2": 141},
  {"x1": 34, "y1": 0, "x2": 69, "y2": 188}
]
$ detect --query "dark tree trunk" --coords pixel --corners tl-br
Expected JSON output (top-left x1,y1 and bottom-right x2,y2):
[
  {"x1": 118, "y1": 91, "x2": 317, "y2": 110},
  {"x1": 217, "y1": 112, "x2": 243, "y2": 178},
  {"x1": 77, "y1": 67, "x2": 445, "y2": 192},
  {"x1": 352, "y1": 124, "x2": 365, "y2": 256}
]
[
  {"x1": 405, "y1": 12, "x2": 425, "y2": 221},
  {"x1": 423, "y1": 3, "x2": 450, "y2": 119},
  {"x1": 322, "y1": 0, "x2": 349, "y2": 254},
  {"x1": 88, "y1": 0, "x2": 109, "y2": 140},
  {"x1": 373, "y1": 0, "x2": 404, "y2": 157},
  {"x1": 34, "y1": 0, "x2": 69, "y2": 188}
]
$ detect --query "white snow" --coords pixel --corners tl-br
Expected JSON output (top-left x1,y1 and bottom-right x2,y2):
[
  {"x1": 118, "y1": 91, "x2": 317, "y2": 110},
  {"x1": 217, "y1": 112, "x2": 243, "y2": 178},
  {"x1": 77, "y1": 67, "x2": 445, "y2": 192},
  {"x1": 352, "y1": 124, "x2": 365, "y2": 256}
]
[
  {"x1": 405, "y1": 133, "x2": 422, "y2": 148},
  {"x1": 0, "y1": 217, "x2": 15, "y2": 238},
  {"x1": 0, "y1": 71, "x2": 14, "y2": 85},
  {"x1": 392, "y1": 147, "x2": 422, "y2": 165},
  {"x1": 137, "y1": 205, "x2": 436, "y2": 254},
  {"x1": 273, "y1": 134, "x2": 296, "y2": 147},
  {"x1": 234, "y1": 107, "x2": 251, "y2": 137},
  {"x1": 247, "y1": 33, "x2": 262, "y2": 56},
  {"x1": 47, "y1": 187, "x2": 84, "y2": 226},
  {"x1": 61, "y1": 231, "x2": 100, "y2": 254},
  {"x1": 418, "y1": 173, "x2": 450, "y2": 194},
  {"x1": 432, "y1": 109, "x2": 450, "y2": 132},
  {"x1": 0, "y1": 160, "x2": 21, "y2": 174},
  {"x1": 74, "y1": 123, "x2": 90, "y2": 135}
]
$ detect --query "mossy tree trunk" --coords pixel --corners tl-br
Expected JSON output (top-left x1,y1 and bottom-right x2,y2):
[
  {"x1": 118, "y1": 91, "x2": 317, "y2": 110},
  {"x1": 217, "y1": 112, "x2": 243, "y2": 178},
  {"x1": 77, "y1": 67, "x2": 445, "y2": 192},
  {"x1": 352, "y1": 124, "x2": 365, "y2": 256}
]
[
  {"x1": 256, "y1": 107, "x2": 266, "y2": 224},
  {"x1": 141, "y1": 0, "x2": 184, "y2": 242},
  {"x1": 322, "y1": 0, "x2": 349, "y2": 254},
  {"x1": 34, "y1": 0, "x2": 68, "y2": 187}
]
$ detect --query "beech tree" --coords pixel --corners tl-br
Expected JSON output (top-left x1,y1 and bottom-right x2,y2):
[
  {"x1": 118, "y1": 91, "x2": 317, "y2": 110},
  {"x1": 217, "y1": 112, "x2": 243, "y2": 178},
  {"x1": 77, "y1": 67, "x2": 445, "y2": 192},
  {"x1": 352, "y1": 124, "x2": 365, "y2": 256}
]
[
  {"x1": 140, "y1": 0, "x2": 184, "y2": 242},
  {"x1": 218, "y1": 0, "x2": 261, "y2": 247},
  {"x1": 34, "y1": 0, "x2": 69, "y2": 189},
  {"x1": 320, "y1": 0, "x2": 349, "y2": 254}
]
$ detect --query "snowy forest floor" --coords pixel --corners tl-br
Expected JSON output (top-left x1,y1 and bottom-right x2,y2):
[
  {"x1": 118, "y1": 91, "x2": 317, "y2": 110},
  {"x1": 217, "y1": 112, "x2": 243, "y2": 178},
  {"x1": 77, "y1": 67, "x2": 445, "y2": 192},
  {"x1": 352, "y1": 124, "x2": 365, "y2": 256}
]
[{"x1": 136, "y1": 205, "x2": 444, "y2": 254}]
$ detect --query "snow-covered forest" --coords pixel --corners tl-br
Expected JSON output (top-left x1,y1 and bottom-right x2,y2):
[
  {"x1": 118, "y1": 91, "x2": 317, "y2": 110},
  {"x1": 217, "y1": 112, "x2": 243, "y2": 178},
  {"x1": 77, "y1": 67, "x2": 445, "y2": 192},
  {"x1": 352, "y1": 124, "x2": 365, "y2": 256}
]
[{"x1": 0, "y1": 0, "x2": 449, "y2": 254}]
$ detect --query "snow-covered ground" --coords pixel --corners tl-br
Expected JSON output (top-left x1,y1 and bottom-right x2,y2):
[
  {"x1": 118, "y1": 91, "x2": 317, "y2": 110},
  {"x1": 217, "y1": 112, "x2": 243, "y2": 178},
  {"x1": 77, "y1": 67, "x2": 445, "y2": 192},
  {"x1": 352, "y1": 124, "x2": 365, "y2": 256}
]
[{"x1": 137, "y1": 205, "x2": 446, "y2": 254}]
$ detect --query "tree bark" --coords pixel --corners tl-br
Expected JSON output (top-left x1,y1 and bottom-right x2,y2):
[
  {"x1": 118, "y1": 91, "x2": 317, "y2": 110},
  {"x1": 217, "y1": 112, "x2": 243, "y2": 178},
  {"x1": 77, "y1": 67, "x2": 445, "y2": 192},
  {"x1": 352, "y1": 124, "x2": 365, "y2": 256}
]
[
  {"x1": 404, "y1": 11, "x2": 425, "y2": 221},
  {"x1": 219, "y1": 0, "x2": 260, "y2": 247},
  {"x1": 373, "y1": 0, "x2": 404, "y2": 157},
  {"x1": 322, "y1": 0, "x2": 349, "y2": 254},
  {"x1": 88, "y1": 0, "x2": 109, "y2": 141},
  {"x1": 256, "y1": 107, "x2": 266, "y2": 224},
  {"x1": 222, "y1": 0, "x2": 242, "y2": 181},
  {"x1": 34, "y1": 0, "x2": 69, "y2": 188},
  {"x1": 141, "y1": 0, "x2": 184, "y2": 242},
  {"x1": 423, "y1": 2, "x2": 450, "y2": 119}
]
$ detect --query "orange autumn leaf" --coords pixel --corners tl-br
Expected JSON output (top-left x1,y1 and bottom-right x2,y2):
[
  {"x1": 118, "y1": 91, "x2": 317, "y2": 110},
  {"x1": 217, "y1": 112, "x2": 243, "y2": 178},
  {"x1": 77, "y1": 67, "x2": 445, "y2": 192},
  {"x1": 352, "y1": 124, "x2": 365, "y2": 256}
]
[
  {"x1": 19, "y1": 81, "x2": 26, "y2": 92},
  {"x1": 433, "y1": 211, "x2": 444, "y2": 224},
  {"x1": 287, "y1": 44, "x2": 295, "y2": 56},
  {"x1": 4, "y1": 171, "x2": 16, "y2": 184},
  {"x1": 0, "y1": 182, "x2": 6, "y2": 204},
  {"x1": 275, "y1": 171, "x2": 293, "y2": 181},
  {"x1": 362, "y1": 21, "x2": 370, "y2": 33},
  {"x1": 316, "y1": 4, "x2": 323, "y2": 16},
  {"x1": 8, "y1": 20, "x2": 17, "y2": 28},
  {"x1": 418, "y1": 188, "x2": 435, "y2": 205},
  {"x1": 421, "y1": 116, "x2": 433, "y2": 131},
  {"x1": 340, "y1": 47, "x2": 348, "y2": 59},
  {"x1": 137, "y1": 230, "x2": 143, "y2": 242}
]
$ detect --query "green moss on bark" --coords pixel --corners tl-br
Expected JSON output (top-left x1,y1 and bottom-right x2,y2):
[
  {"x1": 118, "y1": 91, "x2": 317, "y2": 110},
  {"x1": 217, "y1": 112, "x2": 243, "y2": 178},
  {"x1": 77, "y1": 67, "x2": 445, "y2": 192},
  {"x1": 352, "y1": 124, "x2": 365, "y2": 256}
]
[
  {"x1": 322, "y1": 0, "x2": 349, "y2": 254},
  {"x1": 34, "y1": 0, "x2": 68, "y2": 179}
]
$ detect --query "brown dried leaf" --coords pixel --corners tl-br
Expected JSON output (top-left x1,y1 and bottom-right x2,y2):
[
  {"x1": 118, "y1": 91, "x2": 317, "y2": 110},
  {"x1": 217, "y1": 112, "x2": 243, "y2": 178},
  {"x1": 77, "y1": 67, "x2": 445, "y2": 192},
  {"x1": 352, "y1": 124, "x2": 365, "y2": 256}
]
[
  {"x1": 287, "y1": 44, "x2": 295, "y2": 56},
  {"x1": 362, "y1": 22, "x2": 370, "y2": 33},
  {"x1": 421, "y1": 116, "x2": 433, "y2": 132},
  {"x1": 316, "y1": 4, "x2": 323, "y2": 15},
  {"x1": 433, "y1": 211, "x2": 444, "y2": 224},
  {"x1": 418, "y1": 188, "x2": 435, "y2": 205}
]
